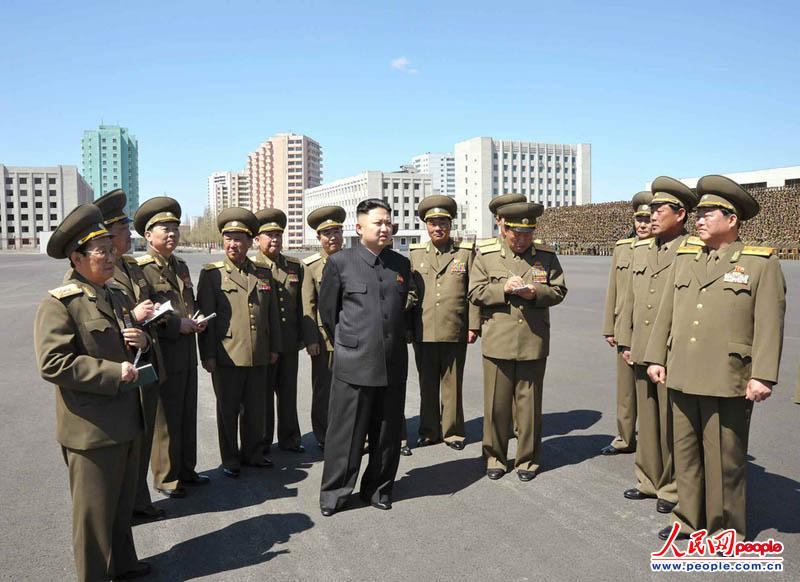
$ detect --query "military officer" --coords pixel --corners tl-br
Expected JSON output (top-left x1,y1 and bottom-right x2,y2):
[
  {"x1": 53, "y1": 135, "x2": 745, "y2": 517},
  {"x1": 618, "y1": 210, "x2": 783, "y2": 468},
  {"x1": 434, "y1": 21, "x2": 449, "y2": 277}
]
[
  {"x1": 134, "y1": 197, "x2": 209, "y2": 498},
  {"x1": 301, "y1": 205, "x2": 346, "y2": 449},
  {"x1": 408, "y1": 195, "x2": 480, "y2": 450},
  {"x1": 645, "y1": 175, "x2": 786, "y2": 541},
  {"x1": 616, "y1": 177, "x2": 698, "y2": 514},
  {"x1": 253, "y1": 208, "x2": 305, "y2": 453},
  {"x1": 34, "y1": 204, "x2": 151, "y2": 581},
  {"x1": 600, "y1": 191, "x2": 654, "y2": 455},
  {"x1": 469, "y1": 202, "x2": 567, "y2": 481},
  {"x1": 198, "y1": 208, "x2": 282, "y2": 477},
  {"x1": 92, "y1": 189, "x2": 167, "y2": 521}
]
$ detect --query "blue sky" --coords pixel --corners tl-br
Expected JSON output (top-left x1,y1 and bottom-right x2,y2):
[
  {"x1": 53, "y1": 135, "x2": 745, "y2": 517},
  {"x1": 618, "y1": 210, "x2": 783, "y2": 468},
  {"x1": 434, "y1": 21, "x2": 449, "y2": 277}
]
[{"x1": 1, "y1": 0, "x2": 798, "y2": 217}]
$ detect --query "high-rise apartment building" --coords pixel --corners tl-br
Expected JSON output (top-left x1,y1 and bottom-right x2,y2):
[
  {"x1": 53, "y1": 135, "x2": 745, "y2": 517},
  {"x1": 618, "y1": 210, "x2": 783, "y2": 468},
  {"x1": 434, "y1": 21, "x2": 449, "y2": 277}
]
[
  {"x1": 455, "y1": 137, "x2": 591, "y2": 239},
  {"x1": 410, "y1": 152, "x2": 456, "y2": 197},
  {"x1": 1, "y1": 164, "x2": 93, "y2": 249},
  {"x1": 81, "y1": 125, "x2": 139, "y2": 217},
  {"x1": 304, "y1": 168, "x2": 431, "y2": 250},
  {"x1": 207, "y1": 171, "x2": 250, "y2": 215},
  {"x1": 246, "y1": 133, "x2": 322, "y2": 248}
]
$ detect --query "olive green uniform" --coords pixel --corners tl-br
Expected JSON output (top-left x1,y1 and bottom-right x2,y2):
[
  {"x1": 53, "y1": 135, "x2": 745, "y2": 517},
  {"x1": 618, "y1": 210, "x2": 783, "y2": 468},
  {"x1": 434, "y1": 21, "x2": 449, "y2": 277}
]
[
  {"x1": 409, "y1": 240, "x2": 480, "y2": 443},
  {"x1": 138, "y1": 249, "x2": 200, "y2": 489},
  {"x1": 253, "y1": 252, "x2": 304, "y2": 450},
  {"x1": 469, "y1": 239, "x2": 567, "y2": 473},
  {"x1": 197, "y1": 257, "x2": 283, "y2": 470},
  {"x1": 645, "y1": 239, "x2": 786, "y2": 538},
  {"x1": 617, "y1": 234, "x2": 688, "y2": 504},
  {"x1": 35, "y1": 275, "x2": 143, "y2": 582},
  {"x1": 302, "y1": 251, "x2": 335, "y2": 446},
  {"x1": 601, "y1": 237, "x2": 637, "y2": 452}
]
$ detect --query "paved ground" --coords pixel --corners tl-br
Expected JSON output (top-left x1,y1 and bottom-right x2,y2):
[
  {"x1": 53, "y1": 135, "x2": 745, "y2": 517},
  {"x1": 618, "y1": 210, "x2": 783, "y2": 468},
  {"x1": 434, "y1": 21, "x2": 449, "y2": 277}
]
[{"x1": 1, "y1": 252, "x2": 798, "y2": 581}]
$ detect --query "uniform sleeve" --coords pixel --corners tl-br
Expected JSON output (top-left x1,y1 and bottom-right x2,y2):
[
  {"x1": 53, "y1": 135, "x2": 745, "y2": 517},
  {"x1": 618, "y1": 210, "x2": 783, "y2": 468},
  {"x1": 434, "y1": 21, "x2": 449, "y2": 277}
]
[
  {"x1": 643, "y1": 264, "x2": 675, "y2": 366},
  {"x1": 533, "y1": 253, "x2": 567, "y2": 308},
  {"x1": 34, "y1": 297, "x2": 122, "y2": 395},
  {"x1": 751, "y1": 256, "x2": 786, "y2": 384},
  {"x1": 319, "y1": 257, "x2": 342, "y2": 342},
  {"x1": 468, "y1": 253, "x2": 506, "y2": 307},
  {"x1": 295, "y1": 264, "x2": 305, "y2": 349},
  {"x1": 269, "y1": 271, "x2": 284, "y2": 354},
  {"x1": 602, "y1": 249, "x2": 619, "y2": 336},
  {"x1": 467, "y1": 250, "x2": 481, "y2": 330},
  {"x1": 616, "y1": 262, "x2": 635, "y2": 349},
  {"x1": 196, "y1": 270, "x2": 216, "y2": 362},
  {"x1": 301, "y1": 264, "x2": 321, "y2": 346}
]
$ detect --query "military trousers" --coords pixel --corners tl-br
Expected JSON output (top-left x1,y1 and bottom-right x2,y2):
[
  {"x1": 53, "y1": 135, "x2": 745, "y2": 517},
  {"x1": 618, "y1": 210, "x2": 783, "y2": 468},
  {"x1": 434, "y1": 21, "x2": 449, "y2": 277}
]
[
  {"x1": 609, "y1": 351, "x2": 637, "y2": 452},
  {"x1": 263, "y1": 349, "x2": 302, "y2": 450},
  {"x1": 671, "y1": 389, "x2": 753, "y2": 539},
  {"x1": 320, "y1": 379, "x2": 405, "y2": 511},
  {"x1": 633, "y1": 364, "x2": 677, "y2": 503},
  {"x1": 310, "y1": 350, "x2": 334, "y2": 446},
  {"x1": 482, "y1": 356, "x2": 546, "y2": 473},
  {"x1": 65, "y1": 436, "x2": 141, "y2": 582},
  {"x1": 414, "y1": 341, "x2": 467, "y2": 443},
  {"x1": 134, "y1": 384, "x2": 159, "y2": 511},
  {"x1": 212, "y1": 365, "x2": 268, "y2": 470},
  {"x1": 151, "y1": 366, "x2": 199, "y2": 489}
]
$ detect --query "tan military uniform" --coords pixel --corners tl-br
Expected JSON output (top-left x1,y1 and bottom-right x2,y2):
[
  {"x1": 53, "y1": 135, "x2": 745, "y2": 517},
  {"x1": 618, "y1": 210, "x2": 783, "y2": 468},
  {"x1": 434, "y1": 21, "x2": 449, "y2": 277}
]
[
  {"x1": 795, "y1": 367, "x2": 800, "y2": 404},
  {"x1": 302, "y1": 250, "x2": 335, "y2": 445},
  {"x1": 34, "y1": 274, "x2": 143, "y2": 581},
  {"x1": 408, "y1": 240, "x2": 480, "y2": 443},
  {"x1": 469, "y1": 239, "x2": 567, "y2": 473},
  {"x1": 618, "y1": 234, "x2": 689, "y2": 504},
  {"x1": 138, "y1": 248, "x2": 200, "y2": 489},
  {"x1": 645, "y1": 239, "x2": 786, "y2": 538},
  {"x1": 197, "y1": 257, "x2": 282, "y2": 469},
  {"x1": 253, "y1": 252, "x2": 304, "y2": 450},
  {"x1": 602, "y1": 237, "x2": 637, "y2": 452}
]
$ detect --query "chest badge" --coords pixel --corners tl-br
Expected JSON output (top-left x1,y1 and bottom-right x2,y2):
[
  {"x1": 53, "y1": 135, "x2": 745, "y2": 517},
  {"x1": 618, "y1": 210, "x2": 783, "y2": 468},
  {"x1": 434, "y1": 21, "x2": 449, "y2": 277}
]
[
  {"x1": 258, "y1": 280, "x2": 272, "y2": 292},
  {"x1": 287, "y1": 272, "x2": 300, "y2": 284},
  {"x1": 396, "y1": 274, "x2": 405, "y2": 285},
  {"x1": 450, "y1": 259, "x2": 467, "y2": 274},
  {"x1": 723, "y1": 266, "x2": 749, "y2": 285},
  {"x1": 531, "y1": 263, "x2": 548, "y2": 284}
]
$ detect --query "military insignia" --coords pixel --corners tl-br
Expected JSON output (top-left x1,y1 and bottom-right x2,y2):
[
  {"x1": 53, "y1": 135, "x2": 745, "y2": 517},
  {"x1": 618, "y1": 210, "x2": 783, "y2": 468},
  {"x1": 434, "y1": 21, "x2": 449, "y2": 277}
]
[
  {"x1": 258, "y1": 280, "x2": 272, "y2": 291},
  {"x1": 396, "y1": 274, "x2": 404, "y2": 284},
  {"x1": 723, "y1": 268, "x2": 749, "y2": 284},
  {"x1": 181, "y1": 276, "x2": 193, "y2": 289},
  {"x1": 287, "y1": 272, "x2": 300, "y2": 284},
  {"x1": 137, "y1": 279, "x2": 147, "y2": 287},
  {"x1": 531, "y1": 268, "x2": 548, "y2": 284},
  {"x1": 450, "y1": 259, "x2": 467, "y2": 274}
]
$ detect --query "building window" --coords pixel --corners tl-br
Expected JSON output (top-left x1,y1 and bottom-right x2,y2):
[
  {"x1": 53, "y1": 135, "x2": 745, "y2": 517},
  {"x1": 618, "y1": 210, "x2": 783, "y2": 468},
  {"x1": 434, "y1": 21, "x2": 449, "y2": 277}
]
[
  {"x1": 7, "y1": 202, "x2": 13, "y2": 209},
  {"x1": 48, "y1": 178, "x2": 56, "y2": 184},
  {"x1": 50, "y1": 202, "x2": 57, "y2": 209},
  {"x1": 4, "y1": 190, "x2": 11, "y2": 196},
  {"x1": 50, "y1": 214, "x2": 57, "y2": 220},
  {"x1": 34, "y1": 178, "x2": 42, "y2": 184},
  {"x1": 19, "y1": 177, "x2": 27, "y2": 184},
  {"x1": 4, "y1": 178, "x2": 11, "y2": 185},
  {"x1": 35, "y1": 190, "x2": 42, "y2": 197},
  {"x1": 21, "y1": 202, "x2": 28, "y2": 208},
  {"x1": 49, "y1": 190, "x2": 56, "y2": 196}
]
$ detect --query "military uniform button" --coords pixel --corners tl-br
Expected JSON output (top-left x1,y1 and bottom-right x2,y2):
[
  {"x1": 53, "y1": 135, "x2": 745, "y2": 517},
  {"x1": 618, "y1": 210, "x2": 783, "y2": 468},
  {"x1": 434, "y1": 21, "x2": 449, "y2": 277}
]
[
  {"x1": 650, "y1": 289, "x2": 655, "y2": 293},
  {"x1": 281, "y1": 317, "x2": 286, "y2": 322},
  {"x1": 693, "y1": 320, "x2": 699, "y2": 326},
  {"x1": 435, "y1": 302, "x2": 440, "y2": 306},
  {"x1": 697, "y1": 303, "x2": 703, "y2": 309},
  {"x1": 647, "y1": 304, "x2": 652, "y2": 309},
  {"x1": 653, "y1": 274, "x2": 658, "y2": 279},
  {"x1": 644, "y1": 320, "x2": 650, "y2": 325},
  {"x1": 280, "y1": 307, "x2": 285, "y2": 312},
  {"x1": 436, "y1": 293, "x2": 440, "y2": 297},
  {"x1": 518, "y1": 318, "x2": 523, "y2": 324},
  {"x1": 250, "y1": 325, "x2": 256, "y2": 330},
  {"x1": 701, "y1": 288, "x2": 707, "y2": 293},
  {"x1": 690, "y1": 337, "x2": 696, "y2": 342}
]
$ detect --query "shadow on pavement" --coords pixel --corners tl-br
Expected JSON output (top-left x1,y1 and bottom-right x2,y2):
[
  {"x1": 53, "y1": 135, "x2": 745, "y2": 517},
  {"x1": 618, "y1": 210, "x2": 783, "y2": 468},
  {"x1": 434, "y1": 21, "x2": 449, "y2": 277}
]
[
  {"x1": 542, "y1": 409, "x2": 602, "y2": 438},
  {"x1": 747, "y1": 456, "x2": 800, "y2": 539},
  {"x1": 539, "y1": 433, "x2": 615, "y2": 474},
  {"x1": 393, "y1": 455, "x2": 486, "y2": 502},
  {"x1": 146, "y1": 512, "x2": 314, "y2": 580}
]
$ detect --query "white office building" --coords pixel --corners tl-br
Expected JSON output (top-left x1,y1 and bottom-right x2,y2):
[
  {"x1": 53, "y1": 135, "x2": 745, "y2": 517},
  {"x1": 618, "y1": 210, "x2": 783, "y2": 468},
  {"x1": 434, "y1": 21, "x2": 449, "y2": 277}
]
[
  {"x1": 1, "y1": 164, "x2": 93, "y2": 250},
  {"x1": 646, "y1": 165, "x2": 800, "y2": 191},
  {"x1": 304, "y1": 168, "x2": 432, "y2": 250},
  {"x1": 207, "y1": 171, "x2": 250, "y2": 215},
  {"x1": 410, "y1": 152, "x2": 455, "y2": 197},
  {"x1": 455, "y1": 137, "x2": 591, "y2": 239}
]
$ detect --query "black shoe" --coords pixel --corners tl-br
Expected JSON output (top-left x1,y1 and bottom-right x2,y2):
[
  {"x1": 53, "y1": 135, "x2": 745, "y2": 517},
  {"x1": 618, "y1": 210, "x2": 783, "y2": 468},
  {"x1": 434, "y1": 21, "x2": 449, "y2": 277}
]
[
  {"x1": 400, "y1": 445, "x2": 412, "y2": 456},
  {"x1": 183, "y1": 474, "x2": 210, "y2": 486},
  {"x1": 446, "y1": 440, "x2": 465, "y2": 451},
  {"x1": 487, "y1": 469, "x2": 504, "y2": 480},
  {"x1": 624, "y1": 488, "x2": 656, "y2": 500},
  {"x1": 415, "y1": 437, "x2": 438, "y2": 447},
  {"x1": 657, "y1": 499, "x2": 677, "y2": 514},
  {"x1": 320, "y1": 507, "x2": 335, "y2": 517},
  {"x1": 156, "y1": 486, "x2": 185, "y2": 498},
  {"x1": 133, "y1": 505, "x2": 165, "y2": 521},
  {"x1": 517, "y1": 470, "x2": 536, "y2": 482},
  {"x1": 601, "y1": 444, "x2": 626, "y2": 455},
  {"x1": 370, "y1": 499, "x2": 392, "y2": 510},
  {"x1": 244, "y1": 457, "x2": 273, "y2": 468},
  {"x1": 281, "y1": 444, "x2": 306, "y2": 453},
  {"x1": 222, "y1": 467, "x2": 240, "y2": 478},
  {"x1": 658, "y1": 525, "x2": 690, "y2": 541},
  {"x1": 115, "y1": 561, "x2": 152, "y2": 580}
]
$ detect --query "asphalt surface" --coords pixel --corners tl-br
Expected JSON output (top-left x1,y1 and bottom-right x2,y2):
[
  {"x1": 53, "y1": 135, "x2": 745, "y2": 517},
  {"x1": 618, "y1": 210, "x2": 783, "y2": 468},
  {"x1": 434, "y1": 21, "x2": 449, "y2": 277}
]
[{"x1": 1, "y1": 251, "x2": 798, "y2": 581}]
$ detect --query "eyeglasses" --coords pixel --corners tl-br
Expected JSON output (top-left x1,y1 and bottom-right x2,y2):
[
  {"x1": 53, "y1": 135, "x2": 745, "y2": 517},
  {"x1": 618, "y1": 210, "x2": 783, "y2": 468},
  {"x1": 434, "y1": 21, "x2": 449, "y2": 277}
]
[{"x1": 83, "y1": 247, "x2": 115, "y2": 258}]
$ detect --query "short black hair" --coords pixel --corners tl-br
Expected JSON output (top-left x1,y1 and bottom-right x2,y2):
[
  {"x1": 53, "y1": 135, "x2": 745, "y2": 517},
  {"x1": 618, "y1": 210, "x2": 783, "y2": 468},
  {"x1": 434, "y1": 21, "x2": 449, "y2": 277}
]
[{"x1": 356, "y1": 198, "x2": 391, "y2": 216}]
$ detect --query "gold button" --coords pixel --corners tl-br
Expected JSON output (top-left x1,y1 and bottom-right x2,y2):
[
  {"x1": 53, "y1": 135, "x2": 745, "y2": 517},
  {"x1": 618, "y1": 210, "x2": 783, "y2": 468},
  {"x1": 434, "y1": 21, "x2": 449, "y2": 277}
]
[
  {"x1": 437, "y1": 283, "x2": 441, "y2": 287},
  {"x1": 281, "y1": 307, "x2": 285, "y2": 312},
  {"x1": 436, "y1": 302, "x2": 440, "y2": 306},
  {"x1": 693, "y1": 320, "x2": 699, "y2": 326},
  {"x1": 250, "y1": 325, "x2": 256, "y2": 330},
  {"x1": 644, "y1": 320, "x2": 650, "y2": 325},
  {"x1": 280, "y1": 297, "x2": 284, "y2": 302},
  {"x1": 647, "y1": 304, "x2": 652, "y2": 309},
  {"x1": 649, "y1": 289, "x2": 655, "y2": 293},
  {"x1": 281, "y1": 317, "x2": 286, "y2": 322},
  {"x1": 701, "y1": 288, "x2": 707, "y2": 293},
  {"x1": 518, "y1": 318, "x2": 523, "y2": 324},
  {"x1": 697, "y1": 303, "x2": 703, "y2": 309},
  {"x1": 690, "y1": 337, "x2": 696, "y2": 342},
  {"x1": 519, "y1": 305, "x2": 524, "y2": 310},
  {"x1": 436, "y1": 293, "x2": 440, "y2": 297},
  {"x1": 653, "y1": 274, "x2": 658, "y2": 279}
]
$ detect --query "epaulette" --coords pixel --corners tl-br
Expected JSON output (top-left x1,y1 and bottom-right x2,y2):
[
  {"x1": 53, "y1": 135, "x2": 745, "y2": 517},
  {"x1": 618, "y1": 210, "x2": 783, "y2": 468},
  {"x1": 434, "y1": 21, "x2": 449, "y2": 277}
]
[
  {"x1": 409, "y1": 242, "x2": 427, "y2": 251},
  {"x1": 48, "y1": 283, "x2": 84, "y2": 300},
  {"x1": 122, "y1": 254, "x2": 139, "y2": 264},
  {"x1": 477, "y1": 238, "x2": 497, "y2": 247},
  {"x1": 302, "y1": 252, "x2": 322, "y2": 266},
  {"x1": 533, "y1": 238, "x2": 543, "y2": 244},
  {"x1": 202, "y1": 261, "x2": 225, "y2": 271},
  {"x1": 677, "y1": 245, "x2": 703, "y2": 255},
  {"x1": 136, "y1": 255, "x2": 156, "y2": 267},
  {"x1": 285, "y1": 255, "x2": 302, "y2": 265},
  {"x1": 741, "y1": 246, "x2": 775, "y2": 257},
  {"x1": 634, "y1": 238, "x2": 655, "y2": 248},
  {"x1": 616, "y1": 237, "x2": 635, "y2": 246},
  {"x1": 478, "y1": 241, "x2": 502, "y2": 254},
  {"x1": 457, "y1": 241, "x2": 474, "y2": 250},
  {"x1": 685, "y1": 236, "x2": 705, "y2": 247},
  {"x1": 534, "y1": 241, "x2": 555, "y2": 253}
]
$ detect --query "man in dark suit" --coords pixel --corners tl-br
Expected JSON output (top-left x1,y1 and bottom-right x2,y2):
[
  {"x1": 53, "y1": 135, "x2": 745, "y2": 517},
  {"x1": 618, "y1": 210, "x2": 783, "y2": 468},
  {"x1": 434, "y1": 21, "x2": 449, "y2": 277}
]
[{"x1": 318, "y1": 198, "x2": 416, "y2": 516}]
